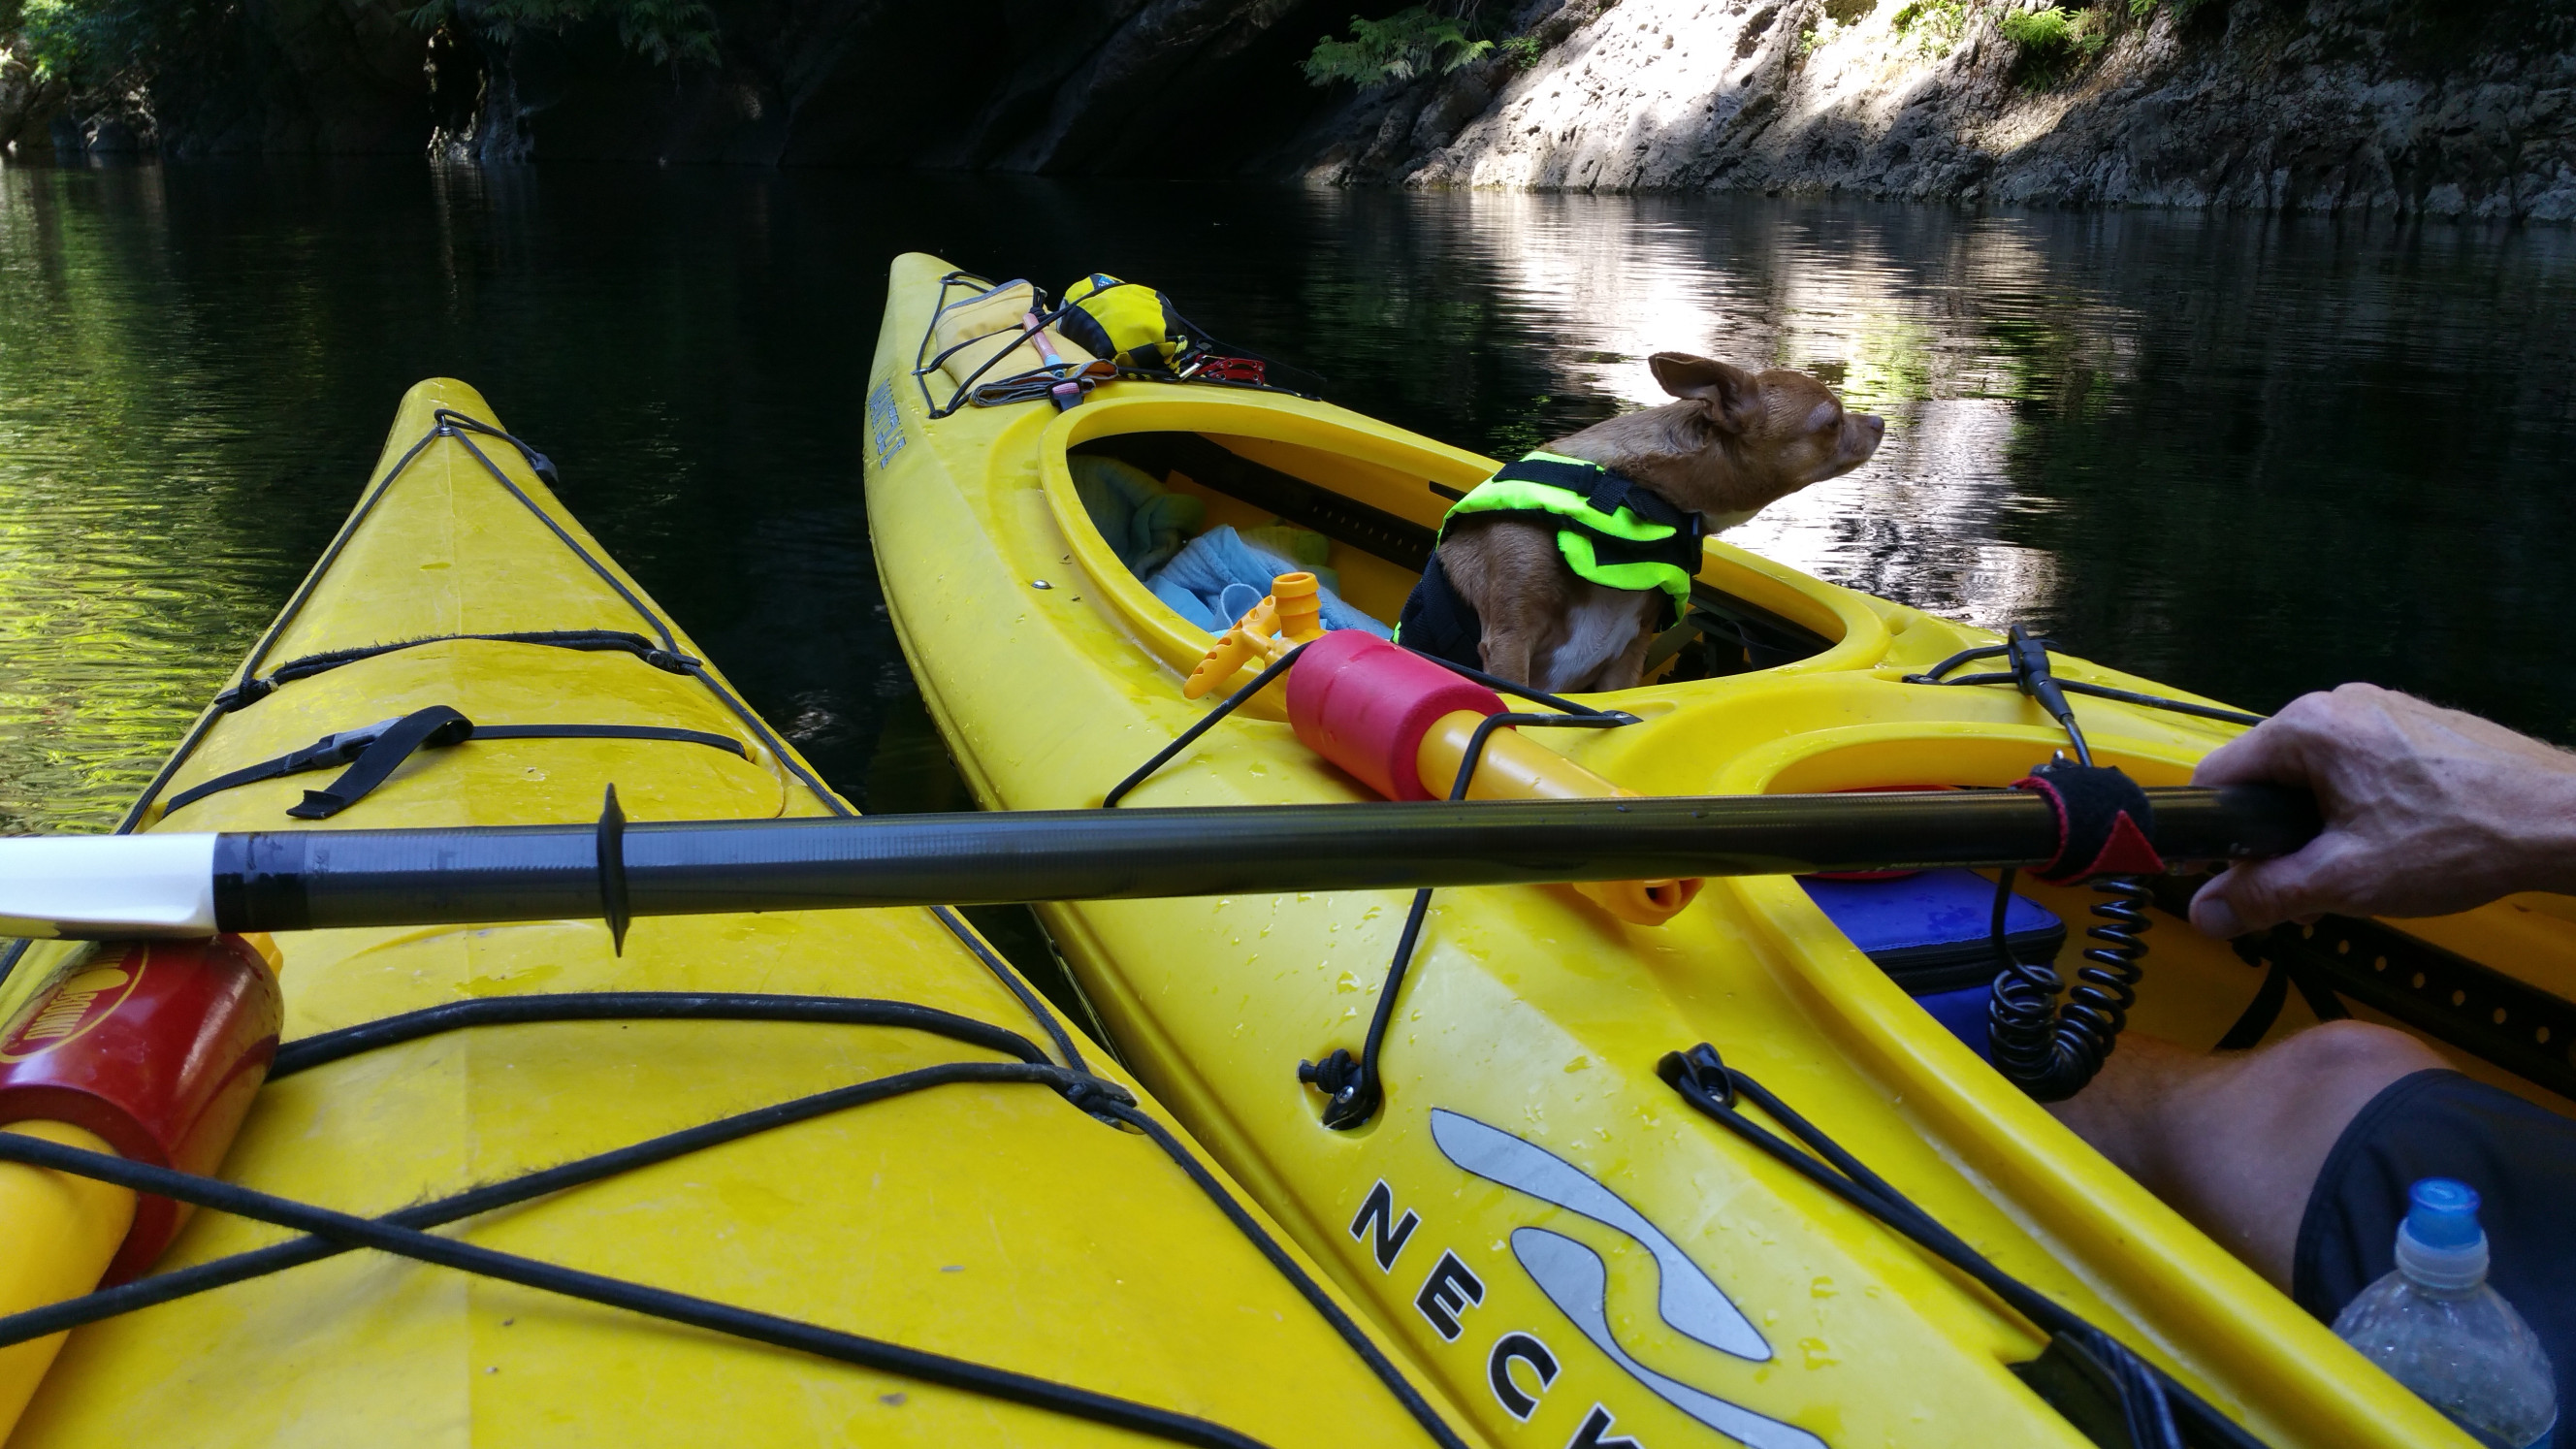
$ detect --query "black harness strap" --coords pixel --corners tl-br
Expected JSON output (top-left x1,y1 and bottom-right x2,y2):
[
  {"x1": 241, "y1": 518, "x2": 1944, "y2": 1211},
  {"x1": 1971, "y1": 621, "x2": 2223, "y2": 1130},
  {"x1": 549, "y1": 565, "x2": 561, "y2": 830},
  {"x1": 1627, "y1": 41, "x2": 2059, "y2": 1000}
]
[
  {"x1": 215, "y1": 630, "x2": 699, "y2": 712},
  {"x1": 1485, "y1": 456, "x2": 1696, "y2": 535},
  {"x1": 161, "y1": 706, "x2": 749, "y2": 821},
  {"x1": 2211, "y1": 952, "x2": 2352, "y2": 1051}
]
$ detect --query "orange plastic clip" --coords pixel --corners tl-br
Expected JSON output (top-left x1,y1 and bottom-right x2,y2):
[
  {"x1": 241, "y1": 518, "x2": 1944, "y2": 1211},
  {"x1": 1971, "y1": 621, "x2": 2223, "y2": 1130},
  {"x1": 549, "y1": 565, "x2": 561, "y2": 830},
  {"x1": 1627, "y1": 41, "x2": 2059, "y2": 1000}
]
[{"x1": 1181, "y1": 572, "x2": 1325, "y2": 699}]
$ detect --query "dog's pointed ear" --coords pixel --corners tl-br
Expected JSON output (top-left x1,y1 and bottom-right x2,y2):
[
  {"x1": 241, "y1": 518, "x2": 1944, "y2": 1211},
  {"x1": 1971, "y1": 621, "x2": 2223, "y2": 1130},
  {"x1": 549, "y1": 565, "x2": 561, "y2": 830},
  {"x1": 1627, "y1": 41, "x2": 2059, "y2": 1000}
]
[{"x1": 1651, "y1": 352, "x2": 1759, "y2": 434}]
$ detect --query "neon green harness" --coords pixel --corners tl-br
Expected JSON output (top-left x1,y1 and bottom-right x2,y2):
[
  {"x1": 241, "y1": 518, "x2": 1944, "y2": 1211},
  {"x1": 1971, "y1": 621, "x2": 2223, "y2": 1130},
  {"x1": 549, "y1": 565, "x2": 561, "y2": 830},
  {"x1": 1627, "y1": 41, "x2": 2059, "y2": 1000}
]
[{"x1": 1438, "y1": 451, "x2": 1706, "y2": 618}]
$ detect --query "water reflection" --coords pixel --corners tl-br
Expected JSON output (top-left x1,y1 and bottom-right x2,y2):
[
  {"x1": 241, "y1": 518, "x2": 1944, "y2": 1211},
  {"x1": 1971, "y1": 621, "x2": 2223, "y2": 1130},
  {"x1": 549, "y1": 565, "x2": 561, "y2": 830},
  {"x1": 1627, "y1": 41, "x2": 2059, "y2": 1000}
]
[
  {"x1": 1401, "y1": 191, "x2": 2098, "y2": 627},
  {"x1": 4, "y1": 164, "x2": 2573, "y2": 838}
]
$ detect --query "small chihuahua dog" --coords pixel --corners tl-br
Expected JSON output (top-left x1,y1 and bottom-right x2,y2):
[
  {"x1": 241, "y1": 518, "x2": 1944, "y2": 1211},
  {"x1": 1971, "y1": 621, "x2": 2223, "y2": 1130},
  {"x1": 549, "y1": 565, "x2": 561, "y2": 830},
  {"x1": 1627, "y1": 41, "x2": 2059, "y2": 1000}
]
[{"x1": 1403, "y1": 352, "x2": 1883, "y2": 693}]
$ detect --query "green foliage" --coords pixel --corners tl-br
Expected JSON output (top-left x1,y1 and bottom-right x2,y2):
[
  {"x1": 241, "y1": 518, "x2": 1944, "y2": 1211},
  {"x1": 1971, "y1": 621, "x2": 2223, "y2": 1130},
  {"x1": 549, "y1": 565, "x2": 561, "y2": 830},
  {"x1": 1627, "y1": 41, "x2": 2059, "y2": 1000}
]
[
  {"x1": 1497, "y1": 33, "x2": 1543, "y2": 69},
  {"x1": 13, "y1": 0, "x2": 192, "y2": 84},
  {"x1": 1304, "y1": 7, "x2": 1494, "y2": 89},
  {"x1": 1890, "y1": 0, "x2": 1971, "y2": 56},
  {"x1": 2127, "y1": 0, "x2": 2212, "y2": 20},
  {"x1": 1998, "y1": 4, "x2": 2109, "y2": 86},
  {"x1": 403, "y1": 0, "x2": 720, "y2": 67}
]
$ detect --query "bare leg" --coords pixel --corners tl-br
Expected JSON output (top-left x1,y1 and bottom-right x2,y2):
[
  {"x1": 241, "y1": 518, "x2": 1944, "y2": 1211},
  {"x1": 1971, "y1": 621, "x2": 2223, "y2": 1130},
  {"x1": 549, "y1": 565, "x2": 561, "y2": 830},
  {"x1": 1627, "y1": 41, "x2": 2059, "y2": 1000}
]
[{"x1": 2049, "y1": 1020, "x2": 2446, "y2": 1287}]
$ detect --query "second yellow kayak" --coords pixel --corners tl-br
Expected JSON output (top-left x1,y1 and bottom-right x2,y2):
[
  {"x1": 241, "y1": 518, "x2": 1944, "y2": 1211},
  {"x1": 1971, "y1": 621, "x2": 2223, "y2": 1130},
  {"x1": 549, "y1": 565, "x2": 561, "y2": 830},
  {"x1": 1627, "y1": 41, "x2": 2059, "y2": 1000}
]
[
  {"x1": 863, "y1": 250, "x2": 2569, "y2": 1449},
  {"x1": 0, "y1": 378, "x2": 1485, "y2": 1448}
]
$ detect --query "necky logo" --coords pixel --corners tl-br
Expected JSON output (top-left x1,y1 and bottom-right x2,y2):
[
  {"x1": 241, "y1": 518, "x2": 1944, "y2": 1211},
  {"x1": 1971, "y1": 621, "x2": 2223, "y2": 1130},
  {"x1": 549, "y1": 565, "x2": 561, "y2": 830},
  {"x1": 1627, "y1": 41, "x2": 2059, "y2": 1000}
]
[
  {"x1": 866, "y1": 379, "x2": 908, "y2": 469},
  {"x1": 1430, "y1": 1109, "x2": 1827, "y2": 1449},
  {"x1": 1514, "y1": 1228, "x2": 1826, "y2": 1449},
  {"x1": 1430, "y1": 1108, "x2": 1768, "y2": 1360}
]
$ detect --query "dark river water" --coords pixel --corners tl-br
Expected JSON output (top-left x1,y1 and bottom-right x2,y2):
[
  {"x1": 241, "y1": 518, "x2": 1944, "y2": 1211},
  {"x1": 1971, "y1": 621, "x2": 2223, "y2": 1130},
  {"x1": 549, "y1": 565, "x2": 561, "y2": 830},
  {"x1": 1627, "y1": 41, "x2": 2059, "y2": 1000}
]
[{"x1": 5, "y1": 162, "x2": 2574, "y2": 839}]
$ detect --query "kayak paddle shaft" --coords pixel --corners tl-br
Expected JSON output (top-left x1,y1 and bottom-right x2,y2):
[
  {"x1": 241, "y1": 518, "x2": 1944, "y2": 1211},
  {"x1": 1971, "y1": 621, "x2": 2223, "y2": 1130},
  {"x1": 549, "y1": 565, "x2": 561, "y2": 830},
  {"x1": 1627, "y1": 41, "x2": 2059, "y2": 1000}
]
[{"x1": 0, "y1": 787, "x2": 2316, "y2": 940}]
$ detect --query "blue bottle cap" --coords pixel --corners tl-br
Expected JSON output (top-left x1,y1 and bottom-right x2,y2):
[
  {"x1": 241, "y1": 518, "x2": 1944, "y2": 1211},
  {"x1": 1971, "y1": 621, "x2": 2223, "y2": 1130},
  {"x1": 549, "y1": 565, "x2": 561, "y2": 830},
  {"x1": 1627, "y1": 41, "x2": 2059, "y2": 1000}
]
[{"x1": 2405, "y1": 1177, "x2": 2483, "y2": 1250}]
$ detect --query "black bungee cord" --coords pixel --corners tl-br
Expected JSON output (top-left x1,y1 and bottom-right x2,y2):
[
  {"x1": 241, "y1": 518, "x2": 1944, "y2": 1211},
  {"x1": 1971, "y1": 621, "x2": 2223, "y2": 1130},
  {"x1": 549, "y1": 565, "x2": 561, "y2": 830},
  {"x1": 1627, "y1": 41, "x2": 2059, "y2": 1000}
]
[
  {"x1": 1297, "y1": 702, "x2": 1635, "y2": 1129},
  {"x1": 912, "y1": 272, "x2": 1321, "y2": 421},
  {"x1": 0, "y1": 989, "x2": 1471, "y2": 1449},
  {"x1": 1098, "y1": 635, "x2": 1639, "y2": 1130},
  {"x1": 1903, "y1": 626, "x2": 2267, "y2": 729},
  {"x1": 1658, "y1": 1045, "x2": 2255, "y2": 1449}
]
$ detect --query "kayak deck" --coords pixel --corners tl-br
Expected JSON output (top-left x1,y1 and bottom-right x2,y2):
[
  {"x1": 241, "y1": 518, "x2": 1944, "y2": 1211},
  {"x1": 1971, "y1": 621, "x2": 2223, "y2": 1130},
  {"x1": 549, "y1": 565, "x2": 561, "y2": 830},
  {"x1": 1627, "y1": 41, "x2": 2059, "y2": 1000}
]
[{"x1": 0, "y1": 380, "x2": 1477, "y2": 1448}]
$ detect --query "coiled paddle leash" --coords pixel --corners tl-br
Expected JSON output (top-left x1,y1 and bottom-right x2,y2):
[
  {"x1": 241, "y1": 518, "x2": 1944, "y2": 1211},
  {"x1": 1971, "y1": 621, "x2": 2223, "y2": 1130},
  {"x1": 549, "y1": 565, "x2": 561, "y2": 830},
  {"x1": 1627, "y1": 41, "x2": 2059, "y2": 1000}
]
[{"x1": 1954, "y1": 627, "x2": 2180, "y2": 1102}]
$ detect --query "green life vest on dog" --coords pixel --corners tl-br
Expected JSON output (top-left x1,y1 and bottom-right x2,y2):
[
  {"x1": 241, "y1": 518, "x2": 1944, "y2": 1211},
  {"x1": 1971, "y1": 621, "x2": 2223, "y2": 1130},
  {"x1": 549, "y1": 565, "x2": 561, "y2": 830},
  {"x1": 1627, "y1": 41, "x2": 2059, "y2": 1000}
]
[
  {"x1": 1438, "y1": 451, "x2": 1706, "y2": 618},
  {"x1": 1395, "y1": 452, "x2": 1706, "y2": 670}
]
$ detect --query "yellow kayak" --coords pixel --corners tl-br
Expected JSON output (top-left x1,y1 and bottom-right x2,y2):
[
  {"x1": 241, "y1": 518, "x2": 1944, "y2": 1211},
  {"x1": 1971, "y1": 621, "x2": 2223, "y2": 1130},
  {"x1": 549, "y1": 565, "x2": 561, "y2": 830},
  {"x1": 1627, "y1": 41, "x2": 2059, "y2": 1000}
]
[
  {"x1": 865, "y1": 252, "x2": 2575, "y2": 1448},
  {"x1": 0, "y1": 380, "x2": 1483, "y2": 1448}
]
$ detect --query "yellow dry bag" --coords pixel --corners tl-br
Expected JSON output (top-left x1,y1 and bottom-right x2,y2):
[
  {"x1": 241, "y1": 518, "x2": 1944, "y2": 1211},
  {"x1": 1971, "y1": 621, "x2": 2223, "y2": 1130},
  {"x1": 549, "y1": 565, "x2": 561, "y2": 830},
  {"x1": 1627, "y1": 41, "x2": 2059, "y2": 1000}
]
[{"x1": 1058, "y1": 274, "x2": 1188, "y2": 369}]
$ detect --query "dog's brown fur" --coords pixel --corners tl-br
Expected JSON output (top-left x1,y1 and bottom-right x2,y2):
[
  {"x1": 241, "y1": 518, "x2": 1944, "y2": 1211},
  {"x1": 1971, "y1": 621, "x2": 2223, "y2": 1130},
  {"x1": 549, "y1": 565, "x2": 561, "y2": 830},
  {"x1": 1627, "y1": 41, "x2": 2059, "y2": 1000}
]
[{"x1": 1439, "y1": 352, "x2": 1884, "y2": 692}]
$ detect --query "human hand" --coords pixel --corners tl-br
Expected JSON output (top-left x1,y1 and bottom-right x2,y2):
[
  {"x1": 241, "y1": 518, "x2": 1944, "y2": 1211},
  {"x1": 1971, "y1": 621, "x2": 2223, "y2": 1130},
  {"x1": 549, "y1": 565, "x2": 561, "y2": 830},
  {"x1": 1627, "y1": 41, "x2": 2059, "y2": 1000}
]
[{"x1": 2188, "y1": 684, "x2": 2576, "y2": 937}]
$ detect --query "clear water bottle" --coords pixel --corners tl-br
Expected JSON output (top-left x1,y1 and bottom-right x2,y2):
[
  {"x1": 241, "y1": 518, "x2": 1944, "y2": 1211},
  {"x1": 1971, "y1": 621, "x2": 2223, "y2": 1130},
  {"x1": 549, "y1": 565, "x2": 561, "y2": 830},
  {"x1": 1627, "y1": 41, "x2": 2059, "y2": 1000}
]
[{"x1": 2333, "y1": 1178, "x2": 2558, "y2": 1449}]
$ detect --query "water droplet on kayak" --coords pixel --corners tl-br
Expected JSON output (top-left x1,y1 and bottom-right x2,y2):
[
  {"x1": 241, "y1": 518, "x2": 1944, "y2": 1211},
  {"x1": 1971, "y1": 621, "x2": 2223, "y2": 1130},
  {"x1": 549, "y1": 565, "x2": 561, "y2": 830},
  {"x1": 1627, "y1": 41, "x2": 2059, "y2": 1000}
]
[{"x1": 1030, "y1": 579, "x2": 1051, "y2": 590}]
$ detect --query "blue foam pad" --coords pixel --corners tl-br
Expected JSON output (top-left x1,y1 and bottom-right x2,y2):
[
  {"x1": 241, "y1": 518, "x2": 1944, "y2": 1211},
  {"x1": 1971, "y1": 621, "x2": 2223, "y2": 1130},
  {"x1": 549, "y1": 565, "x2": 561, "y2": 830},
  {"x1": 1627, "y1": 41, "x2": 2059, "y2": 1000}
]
[{"x1": 1798, "y1": 869, "x2": 2068, "y2": 1061}]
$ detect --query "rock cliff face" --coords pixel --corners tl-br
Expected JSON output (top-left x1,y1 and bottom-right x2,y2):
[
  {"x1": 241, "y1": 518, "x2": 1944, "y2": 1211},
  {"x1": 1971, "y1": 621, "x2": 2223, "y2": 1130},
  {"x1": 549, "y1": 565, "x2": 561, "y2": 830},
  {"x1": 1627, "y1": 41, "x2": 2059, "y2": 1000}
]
[
  {"x1": 8, "y1": 0, "x2": 2572, "y2": 221},
  {"x1": 7, "y1": 0, "x2": 1352, "y2": 170},
  {"x1": 1310, "y1": 0, "x2": 2576, "y2": 219}
]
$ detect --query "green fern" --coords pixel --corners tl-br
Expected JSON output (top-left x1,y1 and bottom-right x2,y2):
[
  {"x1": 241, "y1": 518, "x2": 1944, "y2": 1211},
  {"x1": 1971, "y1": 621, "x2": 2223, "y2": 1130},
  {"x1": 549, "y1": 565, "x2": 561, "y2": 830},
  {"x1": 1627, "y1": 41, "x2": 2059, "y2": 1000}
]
[
  {"x1": 1998, "y1": 5, "x2": 2109, "y2": 87},
  {"x1": 1304, "y1": 8, "x2": 1494, "y2": 88}
]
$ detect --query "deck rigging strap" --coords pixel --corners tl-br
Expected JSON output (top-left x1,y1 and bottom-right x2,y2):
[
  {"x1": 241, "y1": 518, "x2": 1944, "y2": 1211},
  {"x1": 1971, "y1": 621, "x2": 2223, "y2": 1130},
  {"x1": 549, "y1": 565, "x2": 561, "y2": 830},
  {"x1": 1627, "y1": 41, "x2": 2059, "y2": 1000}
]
[
  {"x1": 1903, "y1": 627, "x2": 2267, "y2": 730},
  {"x1": 1100, "y1": 640, "x2": 1644, "y2": 1130},
  {"x1": 0, "y1": 405, "x2": 1084, "y2": 1064},
  {"x1": 213, "y1": 630, "x2": 699, "y2": 712},
  {"x1": 1299, "y1": 702, "x2": 1636, "y2": 1131},
  {"x1": 0, "y1": 1131, "x2": 1289, "y2": 1449},
  {"x1": 160, "y1": 706, "x2": 749, "y2": 821},
  {"x1": 0, "y1": 411, "x2": 528, "y2": 990},
  {"x1": 910, "y1": 271, "x2": 1323, "y2": 421},
  {"x1": 1659, "y1": 1045, "x2": 2267, "y2": 1449},
  {"x1": 0, "y1": 990, "x2": 1470, "y2": 1449}
]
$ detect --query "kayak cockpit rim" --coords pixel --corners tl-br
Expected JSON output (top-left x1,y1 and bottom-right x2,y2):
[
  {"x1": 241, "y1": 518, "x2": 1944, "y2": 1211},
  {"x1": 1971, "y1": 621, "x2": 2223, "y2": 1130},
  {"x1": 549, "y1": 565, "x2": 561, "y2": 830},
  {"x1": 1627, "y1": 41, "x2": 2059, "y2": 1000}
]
[{"x1": 1030, "y1": 390, "x2": 1891, "y2": 705}]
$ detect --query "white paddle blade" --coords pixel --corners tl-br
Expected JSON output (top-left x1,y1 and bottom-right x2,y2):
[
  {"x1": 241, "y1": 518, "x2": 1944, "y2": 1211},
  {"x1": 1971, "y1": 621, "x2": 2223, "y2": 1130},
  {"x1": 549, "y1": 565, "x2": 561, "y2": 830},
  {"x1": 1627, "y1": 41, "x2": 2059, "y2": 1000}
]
[{"x1": 0, "y1": 834, "x2": 219, "y2": 940}]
